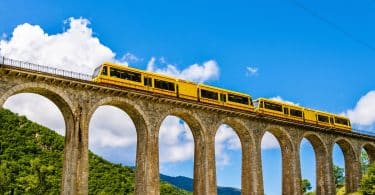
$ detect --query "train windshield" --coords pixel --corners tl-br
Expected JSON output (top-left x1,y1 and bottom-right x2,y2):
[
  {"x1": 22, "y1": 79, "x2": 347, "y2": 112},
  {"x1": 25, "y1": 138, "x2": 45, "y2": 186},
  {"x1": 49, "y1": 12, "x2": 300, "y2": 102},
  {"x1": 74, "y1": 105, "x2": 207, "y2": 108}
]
[{"x1": 92, "y1": 65, "x2": 101, "y2": 77}]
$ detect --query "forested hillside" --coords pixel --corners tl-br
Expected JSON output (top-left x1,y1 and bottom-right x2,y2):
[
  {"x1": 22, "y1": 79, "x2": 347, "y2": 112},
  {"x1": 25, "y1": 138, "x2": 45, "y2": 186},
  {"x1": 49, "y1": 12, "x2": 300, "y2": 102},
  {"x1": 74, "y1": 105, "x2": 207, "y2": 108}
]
[{"x1": 0, "y1": 108, "x2": 190, "y2": 194}]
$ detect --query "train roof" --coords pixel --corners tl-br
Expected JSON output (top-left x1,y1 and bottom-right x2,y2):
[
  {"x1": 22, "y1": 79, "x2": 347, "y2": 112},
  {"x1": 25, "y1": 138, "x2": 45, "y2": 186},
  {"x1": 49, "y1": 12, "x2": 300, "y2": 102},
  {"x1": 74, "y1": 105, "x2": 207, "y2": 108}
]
[{"x1": 255, "y1": 97, "x2": 303, "y2": 109}]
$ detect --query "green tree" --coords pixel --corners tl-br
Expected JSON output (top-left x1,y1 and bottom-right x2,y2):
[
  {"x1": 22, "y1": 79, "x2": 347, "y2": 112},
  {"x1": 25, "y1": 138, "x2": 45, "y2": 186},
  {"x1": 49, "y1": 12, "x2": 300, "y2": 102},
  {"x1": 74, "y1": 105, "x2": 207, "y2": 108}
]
[
  {"x1": 301, "y1": 178, "x2": 312, "y2": 193},
  {"x1": 334, "y1": 165, "x2": 345, "y2": 188},
  {"x1": 360, "y1": 163, "x2": 375, "y2": 194},
  {"x1": 361, "y1": 150, "x2": 370, "y2": 175}
]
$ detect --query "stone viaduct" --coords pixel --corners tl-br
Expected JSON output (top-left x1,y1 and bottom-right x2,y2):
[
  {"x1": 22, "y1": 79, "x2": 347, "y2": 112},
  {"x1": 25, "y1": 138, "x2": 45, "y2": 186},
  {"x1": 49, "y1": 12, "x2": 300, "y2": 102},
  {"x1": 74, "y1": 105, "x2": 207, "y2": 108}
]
[{"x1": 0, "y1": 57, "x2": 375, "y2": 195}]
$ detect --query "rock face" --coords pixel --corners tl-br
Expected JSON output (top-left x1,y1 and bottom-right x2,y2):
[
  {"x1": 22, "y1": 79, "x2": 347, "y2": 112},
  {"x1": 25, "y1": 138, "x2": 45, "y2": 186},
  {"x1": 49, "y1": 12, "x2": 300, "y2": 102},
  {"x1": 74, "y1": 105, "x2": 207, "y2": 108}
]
[{"x1": 1, "y1": 62, "x2": 375, "y2": 195}]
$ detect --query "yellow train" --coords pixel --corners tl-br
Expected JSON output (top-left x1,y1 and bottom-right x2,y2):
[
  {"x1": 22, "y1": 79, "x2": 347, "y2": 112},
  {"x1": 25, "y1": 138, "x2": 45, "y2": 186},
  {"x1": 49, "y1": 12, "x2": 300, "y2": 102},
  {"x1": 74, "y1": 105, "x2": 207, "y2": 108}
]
[{"x1": 92, "y1": 62, "x2": 352, "y2": 131}]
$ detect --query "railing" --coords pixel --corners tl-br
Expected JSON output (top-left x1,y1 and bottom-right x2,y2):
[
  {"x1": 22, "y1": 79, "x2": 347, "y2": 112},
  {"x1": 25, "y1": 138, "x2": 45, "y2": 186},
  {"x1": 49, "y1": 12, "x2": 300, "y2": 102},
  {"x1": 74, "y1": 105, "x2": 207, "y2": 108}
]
[{"x1": 0, "y1": 56, "x2": 93, "y2": 81}]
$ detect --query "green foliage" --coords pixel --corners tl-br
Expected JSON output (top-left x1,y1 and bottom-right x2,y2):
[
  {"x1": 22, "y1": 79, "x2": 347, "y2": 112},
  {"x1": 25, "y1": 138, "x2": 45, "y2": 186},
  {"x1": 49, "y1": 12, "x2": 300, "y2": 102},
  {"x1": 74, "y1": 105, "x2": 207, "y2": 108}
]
[
  {"x1": 301, "y1": 178, "x2": 312, "y2": 193},
  {"x1": 334, "y1": 165, "x2": 345, "y2": 188},
  {"x1": 0, "y1": 108, "x2": 190, "y2": 194},
  {"x1": 359, "y1": 163, "x2": 375, "y2": 195},
  {"x1": 361, "y1": 150, "x2": 370, "y2": 175}
]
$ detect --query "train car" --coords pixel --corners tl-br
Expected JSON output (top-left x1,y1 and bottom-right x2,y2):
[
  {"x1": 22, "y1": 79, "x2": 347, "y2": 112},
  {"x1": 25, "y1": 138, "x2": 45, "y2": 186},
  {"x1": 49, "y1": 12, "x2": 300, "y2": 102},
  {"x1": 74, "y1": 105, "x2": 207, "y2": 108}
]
[
  {"x1": 92, "y1": 62, "x2": 178, "y2": 97},
  {"x1": 253, "y1": 98, "x2": 352, "y2": 131},
  {"x1": 304, "y1": 108, "x2": 351, "y2": 131},
  {"x1": 197, "y1": 84, "x2": 253, "y2": 111},
  {"x1": 253, "y1": 98, "x2": 304, "y2": 122},
  {"x1": 92, "y1": 62, "x2": 145, "y2": 91}
]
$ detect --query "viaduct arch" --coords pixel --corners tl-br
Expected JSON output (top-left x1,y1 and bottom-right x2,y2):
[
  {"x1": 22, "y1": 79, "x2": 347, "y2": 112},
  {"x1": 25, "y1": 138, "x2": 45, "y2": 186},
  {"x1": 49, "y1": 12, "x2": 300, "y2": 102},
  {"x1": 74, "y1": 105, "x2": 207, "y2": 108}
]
[{"x1": 1, "y1": 59, "x2": 375, "y2": 195}]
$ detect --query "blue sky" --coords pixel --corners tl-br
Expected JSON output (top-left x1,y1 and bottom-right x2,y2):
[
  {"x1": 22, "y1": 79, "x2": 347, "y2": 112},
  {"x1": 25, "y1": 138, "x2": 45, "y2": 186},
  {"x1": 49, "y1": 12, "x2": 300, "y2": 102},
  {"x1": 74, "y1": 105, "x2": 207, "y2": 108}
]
[{"x1": 1, "y1": 0, "x2": 375, "y2": 194}]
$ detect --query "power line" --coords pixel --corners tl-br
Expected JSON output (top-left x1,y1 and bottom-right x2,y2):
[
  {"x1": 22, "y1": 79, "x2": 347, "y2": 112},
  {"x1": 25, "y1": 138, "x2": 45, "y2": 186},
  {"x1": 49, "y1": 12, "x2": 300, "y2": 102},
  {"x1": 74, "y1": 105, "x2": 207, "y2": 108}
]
[{"x1": 288, "y1": 0, "x2": 375, "y2": 52}]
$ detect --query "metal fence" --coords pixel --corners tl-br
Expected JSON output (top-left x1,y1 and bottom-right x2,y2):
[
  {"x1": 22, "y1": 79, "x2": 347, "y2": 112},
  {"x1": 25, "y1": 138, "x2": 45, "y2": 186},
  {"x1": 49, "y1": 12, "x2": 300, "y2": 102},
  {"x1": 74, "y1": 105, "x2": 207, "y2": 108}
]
[{"x1": 1, "y1": 56, "x2": 93, "y2": 81}]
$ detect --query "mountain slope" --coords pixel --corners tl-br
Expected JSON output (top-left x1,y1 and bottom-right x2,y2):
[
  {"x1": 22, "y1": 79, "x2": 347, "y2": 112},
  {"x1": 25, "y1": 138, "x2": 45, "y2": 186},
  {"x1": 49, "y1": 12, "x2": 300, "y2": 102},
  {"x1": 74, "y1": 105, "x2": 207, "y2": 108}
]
[
  {"x1": 160, "y1": 174, "x2": 241, "y2": 195},
  {"x1": 0, "y1": 108, "x2": 190, "y2": 194}
]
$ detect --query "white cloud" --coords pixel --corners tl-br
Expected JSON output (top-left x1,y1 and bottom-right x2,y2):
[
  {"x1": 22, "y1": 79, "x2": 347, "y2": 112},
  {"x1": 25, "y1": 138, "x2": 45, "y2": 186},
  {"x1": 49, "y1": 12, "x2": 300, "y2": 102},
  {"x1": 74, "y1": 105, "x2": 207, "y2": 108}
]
[
  {"x1": 215, "y1": 125, "x2": 241, "y2": 167},
  {"x1": 159, "y1": 116, "x2": 194, "y2": 163},
  {"x1": 146, "y1": 57, "x2": 219, "y2": 83},
  {"x1": 119, "y1": 52, "x2": 141, "y2": 64},
  {"x1": 246, "y1": 66, "x2": 258, "y2": 76},
  {"x1": 346, "y1": 90, "x2": 375, "y2": 127},
  {"x1": 3, "y1": 93, "x2": 65, "y2": 135},
  {"x1": 0, "y1": 17, "x2": 134, "y2": 74},
  {"x1": 261, "y1": 132, "x2": 281, "y2": 149},
  {"x1": 89, "y1": 106, "x2": 137, "y2": 148},
  {"x1": 269, "y1": 96, "x2": 299, "y2": 105}
]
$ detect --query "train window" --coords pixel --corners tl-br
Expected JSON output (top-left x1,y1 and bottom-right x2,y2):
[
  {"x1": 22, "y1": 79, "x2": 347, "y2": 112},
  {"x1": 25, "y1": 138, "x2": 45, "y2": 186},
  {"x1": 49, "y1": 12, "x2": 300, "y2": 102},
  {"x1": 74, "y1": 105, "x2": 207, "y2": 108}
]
[
  {"x1": 102, "y1": 66, "x2": 108, "y2": 75},
  {"x1": 144, "y1": 77, "x2": 152, "y2": 87},
  {"x1": 260, "y1": 101, "x2": 264, "y2": 108},
  {"x1": 290, "y1": 109, "x2": 303, "y2": 117},
  {"x1": 335, "y1": 117, "x2": 349, "y2": 126},
  {"x1": 228, "y1": 94, "x2": 249, "y2": 105},
  {"x1": 264, "y1": 101, "x2": 282, "y2": 112},
  {"x1": 284, "y1": 107, "x2": 289, "y2": 115},
  {"x1": 317, "y1": 115, "x2": 329, "y2": 123},
  {"x1": 330, "y1": 117, "x2": 334, "y2": 124},
  {"x1": 220, "y1": 94, "x2": 227, "y2": 102},
  {"x1": 154, "y1": 79, "x2": 175, "y2": 91},
  {"x1": 110, "y1": 68, "x2": 141, "y2": 82},
  {"x1": 201, "y1": 89, "x2": 218, "y2": 100}
]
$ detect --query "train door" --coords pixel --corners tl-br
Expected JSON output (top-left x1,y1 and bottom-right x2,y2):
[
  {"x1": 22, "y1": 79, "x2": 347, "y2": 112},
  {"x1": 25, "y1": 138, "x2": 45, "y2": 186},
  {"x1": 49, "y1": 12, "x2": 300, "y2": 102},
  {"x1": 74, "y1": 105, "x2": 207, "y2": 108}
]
[{"x1": 143, "y1": 76, "x2": 153, "y2": 92}]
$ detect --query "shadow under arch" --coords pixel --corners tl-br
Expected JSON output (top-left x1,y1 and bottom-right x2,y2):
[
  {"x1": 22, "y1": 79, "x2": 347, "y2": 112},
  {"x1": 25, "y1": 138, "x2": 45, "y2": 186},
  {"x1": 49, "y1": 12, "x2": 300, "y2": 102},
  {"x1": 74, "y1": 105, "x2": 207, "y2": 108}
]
[
  {"x1": 361, "y1": 142, "x2": 375, "y2": 164},
  {"x1": 214, "y1": 117, "x2": 253, "y2": 194},
  {"x1": 157, "y1": 108, "x2": 206, "y2": 194},
  {"x1": 262, "y1": 125, "x2": 297, "y2": 194},
  {"x1": 333, "y1": 137, "x2": 358, "y2": 192},
  {"x1": 87, "y1": 96, "x2": 149, "y2": 194},
  {"x1": 299, "y1": 132, "x2": 328, "y2": 194}
]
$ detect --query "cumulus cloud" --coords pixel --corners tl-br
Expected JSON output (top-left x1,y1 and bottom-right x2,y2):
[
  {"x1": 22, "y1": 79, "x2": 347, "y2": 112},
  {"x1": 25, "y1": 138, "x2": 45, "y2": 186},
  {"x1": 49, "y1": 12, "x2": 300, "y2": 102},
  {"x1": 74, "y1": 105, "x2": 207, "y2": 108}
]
[
  {"x1": 261, "y1": 132, "x2": 281, "y2": 149},
  {"x1": 346, "y1": 91, "x2": 375, "y2": 127},
  {"x1": 0, "y1": 17, "x2": 134, "y2": 73},
  {"x1": 246, "y1": 66, "x2": 258, "y2": 76},
  {"x1": 159, "y1": 116, "x2": 194, "y2": 163},
  {"x1": 215, "y1": 125, "x2": 241, "y2": 167},
  {"x1": 146, "y1": 57, "x2": 219, "y2": 83},
  {"x1": 3, "y1": 93, "x2": 66, "y2": 135},
  {"x1": 269, "y1": 96, "x2": 299, "y2": 105},
  {"x1": 89, "y1": 106, "x2": 137, "y2": 148}
]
